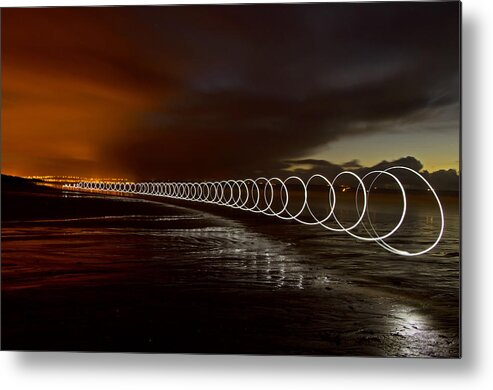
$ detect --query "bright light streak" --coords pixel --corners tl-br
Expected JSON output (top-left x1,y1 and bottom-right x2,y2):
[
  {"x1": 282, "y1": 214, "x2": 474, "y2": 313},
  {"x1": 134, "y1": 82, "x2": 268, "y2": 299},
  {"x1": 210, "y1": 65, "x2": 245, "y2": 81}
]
[{"x1": 64, "y1": 166, "x2": 445, "y2": 256}]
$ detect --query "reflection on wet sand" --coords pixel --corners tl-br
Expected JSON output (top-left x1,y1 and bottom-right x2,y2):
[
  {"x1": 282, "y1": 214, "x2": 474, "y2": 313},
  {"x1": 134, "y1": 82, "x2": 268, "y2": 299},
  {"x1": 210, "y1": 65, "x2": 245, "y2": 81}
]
[{"x1": 1, "y1": 186, "x2": 459, "y2": 356}]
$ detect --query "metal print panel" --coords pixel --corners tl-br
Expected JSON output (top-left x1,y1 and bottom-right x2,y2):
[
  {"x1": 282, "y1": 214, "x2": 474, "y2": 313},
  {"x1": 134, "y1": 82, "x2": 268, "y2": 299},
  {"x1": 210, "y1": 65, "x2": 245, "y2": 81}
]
[{"x1": 1, "y1": 1, "x2": 461, "y2": 357}]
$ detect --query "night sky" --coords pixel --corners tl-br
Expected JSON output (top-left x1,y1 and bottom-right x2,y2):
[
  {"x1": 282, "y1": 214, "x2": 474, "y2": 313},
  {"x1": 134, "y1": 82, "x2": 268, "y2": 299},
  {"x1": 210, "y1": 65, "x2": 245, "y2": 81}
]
[{"x1": 2, "y1": 2, "x2": 460, "y2": 182}]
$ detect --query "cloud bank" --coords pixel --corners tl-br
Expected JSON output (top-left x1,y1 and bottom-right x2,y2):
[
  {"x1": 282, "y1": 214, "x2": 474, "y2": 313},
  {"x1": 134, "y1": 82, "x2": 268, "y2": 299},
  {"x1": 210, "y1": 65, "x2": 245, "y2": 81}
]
[{"x1": 2, "y1": 3, "x2": 460, "y2": 184}]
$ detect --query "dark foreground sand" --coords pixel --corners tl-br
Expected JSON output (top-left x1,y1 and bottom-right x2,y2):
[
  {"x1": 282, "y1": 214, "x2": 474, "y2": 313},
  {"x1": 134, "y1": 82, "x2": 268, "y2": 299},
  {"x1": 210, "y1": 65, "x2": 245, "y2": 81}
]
[{"x1": 1, "y1": 178, "x2": 460, "y2": 356}]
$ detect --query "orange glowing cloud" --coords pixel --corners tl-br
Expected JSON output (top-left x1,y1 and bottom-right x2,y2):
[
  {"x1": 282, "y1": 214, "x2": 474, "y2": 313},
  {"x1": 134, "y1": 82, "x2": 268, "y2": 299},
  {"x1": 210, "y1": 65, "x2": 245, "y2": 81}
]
[
  {"x1": 2, "y1": 4, "x2": 459, "y2": 181},
  {"x1": 1, "y1": 7, "x2": 176, "y2": 178}
]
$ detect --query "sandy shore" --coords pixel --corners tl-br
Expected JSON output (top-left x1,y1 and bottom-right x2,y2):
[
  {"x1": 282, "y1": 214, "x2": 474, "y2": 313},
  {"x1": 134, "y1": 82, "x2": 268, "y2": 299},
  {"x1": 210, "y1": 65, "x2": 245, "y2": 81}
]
[{"x1": 1, "y1": 180, "x2": 460, "y2": 356}]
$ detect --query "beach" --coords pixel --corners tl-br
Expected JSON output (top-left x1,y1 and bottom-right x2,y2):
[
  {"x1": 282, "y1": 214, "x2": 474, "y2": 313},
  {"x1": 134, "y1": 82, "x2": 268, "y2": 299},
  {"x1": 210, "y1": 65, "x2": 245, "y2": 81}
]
[{"x1": 1, "y1": 178, "x2": 460, "y2": 356}]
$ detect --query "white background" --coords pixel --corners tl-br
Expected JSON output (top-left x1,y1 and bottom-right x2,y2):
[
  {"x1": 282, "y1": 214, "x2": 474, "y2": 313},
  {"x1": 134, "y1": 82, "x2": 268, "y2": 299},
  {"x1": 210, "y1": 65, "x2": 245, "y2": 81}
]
[{"x1": 1, "y1": 0, "x2": 491, "y2": 389}]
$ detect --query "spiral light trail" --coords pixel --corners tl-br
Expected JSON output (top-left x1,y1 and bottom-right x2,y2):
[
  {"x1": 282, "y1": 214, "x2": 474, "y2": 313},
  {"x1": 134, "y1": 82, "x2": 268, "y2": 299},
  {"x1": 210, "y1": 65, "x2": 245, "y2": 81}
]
[{"x1": 64, "y1": 166, "x2": 444, "y2": 256}]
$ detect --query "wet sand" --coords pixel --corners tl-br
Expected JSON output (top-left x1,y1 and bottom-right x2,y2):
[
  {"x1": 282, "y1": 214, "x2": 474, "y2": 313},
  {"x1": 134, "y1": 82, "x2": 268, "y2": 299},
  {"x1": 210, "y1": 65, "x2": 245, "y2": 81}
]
[{"x1": 1, "y1": 179, "x2": 460, "y2": 356}]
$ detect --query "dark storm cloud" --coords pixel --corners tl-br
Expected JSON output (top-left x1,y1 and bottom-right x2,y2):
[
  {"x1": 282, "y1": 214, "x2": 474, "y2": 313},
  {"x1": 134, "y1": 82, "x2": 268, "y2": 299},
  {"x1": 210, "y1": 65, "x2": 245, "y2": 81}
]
[
  {"x1": 283, "y1": 156, "x2": 459, "y2": 191},
  {"x1": 3, "y1": 2, "x2": 460, "y2": 180},
  {"x1": 421, "y1": 169, "x2": 460, "y2": 192},
  {"x1": 341, "y1": 160, "x2": 363, "y2": 170},
  {"x1": 284, "y1": 156, "x2": 423, "y2": 179},
  {"x1": 99, "y1": 2, "x2": 459, "y2": 180}
]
